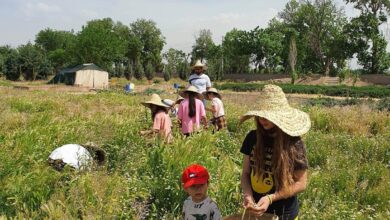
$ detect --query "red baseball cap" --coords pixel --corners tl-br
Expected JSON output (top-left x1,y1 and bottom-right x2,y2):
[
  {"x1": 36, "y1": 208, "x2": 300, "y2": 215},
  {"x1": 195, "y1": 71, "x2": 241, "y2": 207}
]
[{"x1": 181, "y1": 164, "x2": 210, "y2": 189}]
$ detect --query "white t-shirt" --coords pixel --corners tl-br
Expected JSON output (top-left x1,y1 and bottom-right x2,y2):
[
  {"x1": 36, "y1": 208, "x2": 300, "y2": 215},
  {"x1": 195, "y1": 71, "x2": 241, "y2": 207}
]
[
  {"x1": 49, "y1": 144, "x2": 93, "y2": 170},
  {"x1": 211, "y1": 97, "x2": 225, "y2": 118},
  {"x1": 188, "y1": 74, "x2": 212, "y2": 93},
  {"x1": 182, "y1": 196, "x2": 221, "y2": 220}
]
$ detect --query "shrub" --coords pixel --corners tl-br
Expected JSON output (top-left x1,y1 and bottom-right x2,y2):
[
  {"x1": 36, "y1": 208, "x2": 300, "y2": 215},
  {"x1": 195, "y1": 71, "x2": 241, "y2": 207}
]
[{"x1": 216, "y1": 83, "x2": 390, "y2": 98}]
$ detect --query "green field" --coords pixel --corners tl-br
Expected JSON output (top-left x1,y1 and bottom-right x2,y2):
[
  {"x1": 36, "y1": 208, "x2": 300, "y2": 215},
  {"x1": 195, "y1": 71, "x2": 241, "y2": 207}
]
[{"x1": 0, "y1": 85, "x2": 389, "y2": 219}]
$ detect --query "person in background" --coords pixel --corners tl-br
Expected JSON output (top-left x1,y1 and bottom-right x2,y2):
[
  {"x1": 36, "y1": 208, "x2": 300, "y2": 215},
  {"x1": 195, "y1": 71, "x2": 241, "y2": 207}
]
[
  {"x1": 239, "y1": 85, "x2": 310, "y2": 220},
  {"x1": 188, "y1": 60, "x2": 212, "y2": 106},
  {"x1": 140, "y1": 93, "x2": 173, "y2": 143},
  {"x1": 181, "y1": 164, "x2": 221, "y2": 220},
  {"x1": 178, "y1": 85, "x2": 207, "y2": 136},
  {"x1": 163, "y1": 96, "x2": 184, "y2": 117},
  {"x1": 48, "y1": 143, "x2": 106, "y2": 171},
  {"x1": 204, "y1": 88, "x2": 226, "y2": 132}
]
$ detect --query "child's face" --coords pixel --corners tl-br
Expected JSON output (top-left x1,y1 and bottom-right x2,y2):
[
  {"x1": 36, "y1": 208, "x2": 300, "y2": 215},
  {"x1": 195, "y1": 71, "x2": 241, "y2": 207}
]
[
  {"x1": 184, "y1": 183, "x2": 208, "y2": 203},
  {"x1": 205, "y1": 93, "x2": 212, "y2": 100},
  {"x1": 258, "y1": 117, "x2": 276, "y2": 130}
]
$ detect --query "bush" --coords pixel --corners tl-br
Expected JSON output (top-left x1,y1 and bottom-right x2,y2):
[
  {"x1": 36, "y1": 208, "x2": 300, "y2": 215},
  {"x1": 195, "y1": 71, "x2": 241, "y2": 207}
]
[{"x1": 216, "y1": 83, "x2": 390, "y2": 98}]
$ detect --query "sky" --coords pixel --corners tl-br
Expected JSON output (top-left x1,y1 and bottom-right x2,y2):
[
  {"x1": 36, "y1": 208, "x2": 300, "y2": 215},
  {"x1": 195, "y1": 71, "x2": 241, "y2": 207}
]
[{"x1": 0, "y1": 0, "x2": 388, "y2": 69}]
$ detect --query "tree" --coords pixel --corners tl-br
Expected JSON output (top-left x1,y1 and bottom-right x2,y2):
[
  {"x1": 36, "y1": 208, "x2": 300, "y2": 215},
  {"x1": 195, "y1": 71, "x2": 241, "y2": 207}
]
[
  {"x1": 73, "y1": 18, "x2": 127, "y2": 73},
  {"x1": 134, "y1": 60, "x2": 144, "y2": 80},
  {"x1": 191, "y1": 29, "x2": 215, "y2": 62},
  {"x1": 222, "y1": 28, "x2": 251, "y2": 74},
  {"x1": 129, "y1": 19, "x2": 165, "y2": 71},
  {"x1": 288, "y1": 32, "x2": 298, "y2": 83},
  {"x1": 303, "y1": 0, "x2": 350, "y2": 75},
  {"x1": 247, "y1": 27, "x2": 284, "y2": 73},
  {"x1": 345, "y1": 0, "x2": 390, "y2": 73},
  {"x1": 35, "y1": 28, "x2": 75, "y2": 71},
  {"x1": 0, "y1": 46, "x2": 13, "y2": 77},
  {"x1": 177, "y1": 59, "x2": 190, "y2": 80},
  {"x1": 163, "y1": 65, "x2": 171, "y2": 81},
  {"x1": 4, "y1": 49, "x2": 20, "y2": 80},
  {"x1": 18, "y1": 43, "x2": 48, "y2": 80},
  {"x1": 124, "y1": 61, "x2": 134, "y2": 80},
  {"x1": 278, "y1": 0, "x2": 351, "y2": 75},
  {"x1": 163, "y1": 48, "x2": 187, "y2": 77},
  {"x1": 145, "y1": 62, "x2": 155, "y2": 80}
]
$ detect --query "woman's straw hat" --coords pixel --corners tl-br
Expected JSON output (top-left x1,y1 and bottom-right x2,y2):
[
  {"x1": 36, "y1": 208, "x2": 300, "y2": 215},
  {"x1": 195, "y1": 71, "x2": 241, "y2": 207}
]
[
  {"x1": 191, "y1": 60, "x2": 207, "y2": 70},
  {"x1": 240, "y1": 84, "x2": 311, "y2": 137},
  {"x1": 203, "y1": 88, "x2": 222, "y2": 99},
  {"x1": 141, "y1": 93, "x2": 171, "y2": 108},
  {"x1": 179, "y1": 85, "x2": 203, "y2": 99}
]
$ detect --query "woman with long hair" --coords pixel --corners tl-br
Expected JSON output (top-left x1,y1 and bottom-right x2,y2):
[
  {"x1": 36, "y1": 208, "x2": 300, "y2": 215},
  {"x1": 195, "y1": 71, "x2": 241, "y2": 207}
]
[
  {"x1": 240, "y1": 84, "x2": 311, "y2": 220},
  {"x1": 178, "y1": 85, "x2": 207, "y2": 136}
]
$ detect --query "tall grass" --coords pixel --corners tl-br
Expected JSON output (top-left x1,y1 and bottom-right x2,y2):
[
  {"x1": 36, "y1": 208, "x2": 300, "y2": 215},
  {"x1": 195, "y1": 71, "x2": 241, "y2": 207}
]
[{"x1": 0, "y1": 87, "x2": 389, "y2": 219}]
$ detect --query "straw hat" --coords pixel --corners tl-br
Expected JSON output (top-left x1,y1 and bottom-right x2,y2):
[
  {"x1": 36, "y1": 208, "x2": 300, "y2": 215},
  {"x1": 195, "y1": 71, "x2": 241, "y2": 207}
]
[
  {"x1": 162, "y1": 99, "x2": 175, "y2": 107},
  {"x1": 191, "y1": 60, "x2": 207, "y2": 70},
  {"x1": 141, "y1": 93, "x2": 171, "y2": 108},
  {"x1": 240, "y1": 84, "x2": 310, "y2": 137},
  {"x1": 179, "y1": 85, "x2": 203, "y2": 99},
  {"x1": 203, "y1": 88, "x2": 222, "y2": 99}
]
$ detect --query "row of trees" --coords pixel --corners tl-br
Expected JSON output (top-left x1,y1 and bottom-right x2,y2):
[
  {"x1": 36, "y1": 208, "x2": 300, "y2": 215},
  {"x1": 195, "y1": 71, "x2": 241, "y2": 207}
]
[
  {"x1": 0, "y1": 18, "x2": 166, "y2": 81},
  {"x1": 0, "y1": 0, "x2": 389, "y2": 82},
  {"x1": 190, "y1": 0, "x2": 390, "y2": 80}
]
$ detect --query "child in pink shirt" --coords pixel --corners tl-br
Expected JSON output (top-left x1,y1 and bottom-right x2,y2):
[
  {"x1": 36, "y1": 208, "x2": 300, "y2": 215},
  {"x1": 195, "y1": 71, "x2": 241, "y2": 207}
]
[
  {"x1": 141, "y1": 94, "x2": 173, "y2": 143},
  {"x1": 178, "y1": 85, "x2": 207, "y2": 135}
]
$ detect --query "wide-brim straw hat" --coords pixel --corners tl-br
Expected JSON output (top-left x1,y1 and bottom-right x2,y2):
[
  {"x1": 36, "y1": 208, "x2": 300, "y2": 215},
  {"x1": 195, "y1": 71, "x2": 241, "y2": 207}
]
[
  {"x1": 240, "y1": 84, "x2": 310, "y2": 137},
  {"x1": 203, "y1": 88, "x2": 222, "y2": 99},
  {"x1": 191, "y1": 60, "x2": 208, "y2": 70},
  {"x1": 162, "y1": 99, "x2": 175, "y2": 107},
  {"x1": 179, "y1": 85, "x2": 203, "y2": 99},
  {"x1": 141, "y1": 93, "x2": 171, "y2": 108}
]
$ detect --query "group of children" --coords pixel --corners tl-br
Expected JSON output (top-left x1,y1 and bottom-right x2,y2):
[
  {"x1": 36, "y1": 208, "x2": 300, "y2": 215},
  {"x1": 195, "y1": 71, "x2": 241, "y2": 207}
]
[
  {"x1": 140, "y1": 85, "x2": 226, "y2": 143},
  {"x1": 140, "y1": 67, "x2": 310, "y2": 219},
  {"x1": 140, "y1": 85, "x2": 226, "y2": 219}
]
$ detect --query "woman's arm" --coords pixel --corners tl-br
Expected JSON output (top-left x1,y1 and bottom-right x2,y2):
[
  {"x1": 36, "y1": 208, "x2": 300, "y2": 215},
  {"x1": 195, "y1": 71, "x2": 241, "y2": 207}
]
[
  {"x1": 272, "y1": 169, "x2": 308, "y2": 202},
  {"x1": 241, "y1": 155, "x2": 255, "y2": 207}
]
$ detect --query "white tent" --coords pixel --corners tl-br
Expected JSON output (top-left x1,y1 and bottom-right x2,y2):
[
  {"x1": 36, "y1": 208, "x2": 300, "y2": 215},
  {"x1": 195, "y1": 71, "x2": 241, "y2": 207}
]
[{"x1": 50, "y1": 63, "x2": 109, "y2": 89}]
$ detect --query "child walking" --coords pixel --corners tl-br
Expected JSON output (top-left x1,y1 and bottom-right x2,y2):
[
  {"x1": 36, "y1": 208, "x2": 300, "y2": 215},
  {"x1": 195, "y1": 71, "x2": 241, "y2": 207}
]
[
  {"x1": 204, "y1": 88, "x2": 226, "y2": 131},
  {"x1": 140, "y1": 93, "x2": 173, "y2": 143},
  {"x1": 181, "y1": 164, "x2": 221, "y2": 220},
  {"x1": 177, "y1": 85, "x2": 207, "y2": 136},
  {"x1": 239, "y1": 85, "x2": 310, "y2": 220}
]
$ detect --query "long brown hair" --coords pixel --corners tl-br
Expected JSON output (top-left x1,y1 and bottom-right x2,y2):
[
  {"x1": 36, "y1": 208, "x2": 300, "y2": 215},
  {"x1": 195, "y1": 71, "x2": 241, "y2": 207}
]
[
  {"x1": 187, "y1": 92, "x2": 197, "y2": 118},
  {"x1": 253, "y1": 117, "x2": 305, "y2": 192}
]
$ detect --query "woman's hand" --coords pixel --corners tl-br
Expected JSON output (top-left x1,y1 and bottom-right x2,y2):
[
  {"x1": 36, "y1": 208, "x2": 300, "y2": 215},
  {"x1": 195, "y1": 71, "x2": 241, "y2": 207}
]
[
  {"x1": 248, "y1": 196, "x2": 271, "y2": 216},
  {"x1": 243, "y1": 194, "x2": 255, "y2": 209}
]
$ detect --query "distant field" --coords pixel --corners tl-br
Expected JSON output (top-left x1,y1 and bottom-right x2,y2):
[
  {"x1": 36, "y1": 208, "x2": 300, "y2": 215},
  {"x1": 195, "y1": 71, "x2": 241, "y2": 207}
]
[{"x1": 0, "y1": 80, "x2": 389, "y2": 219}]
